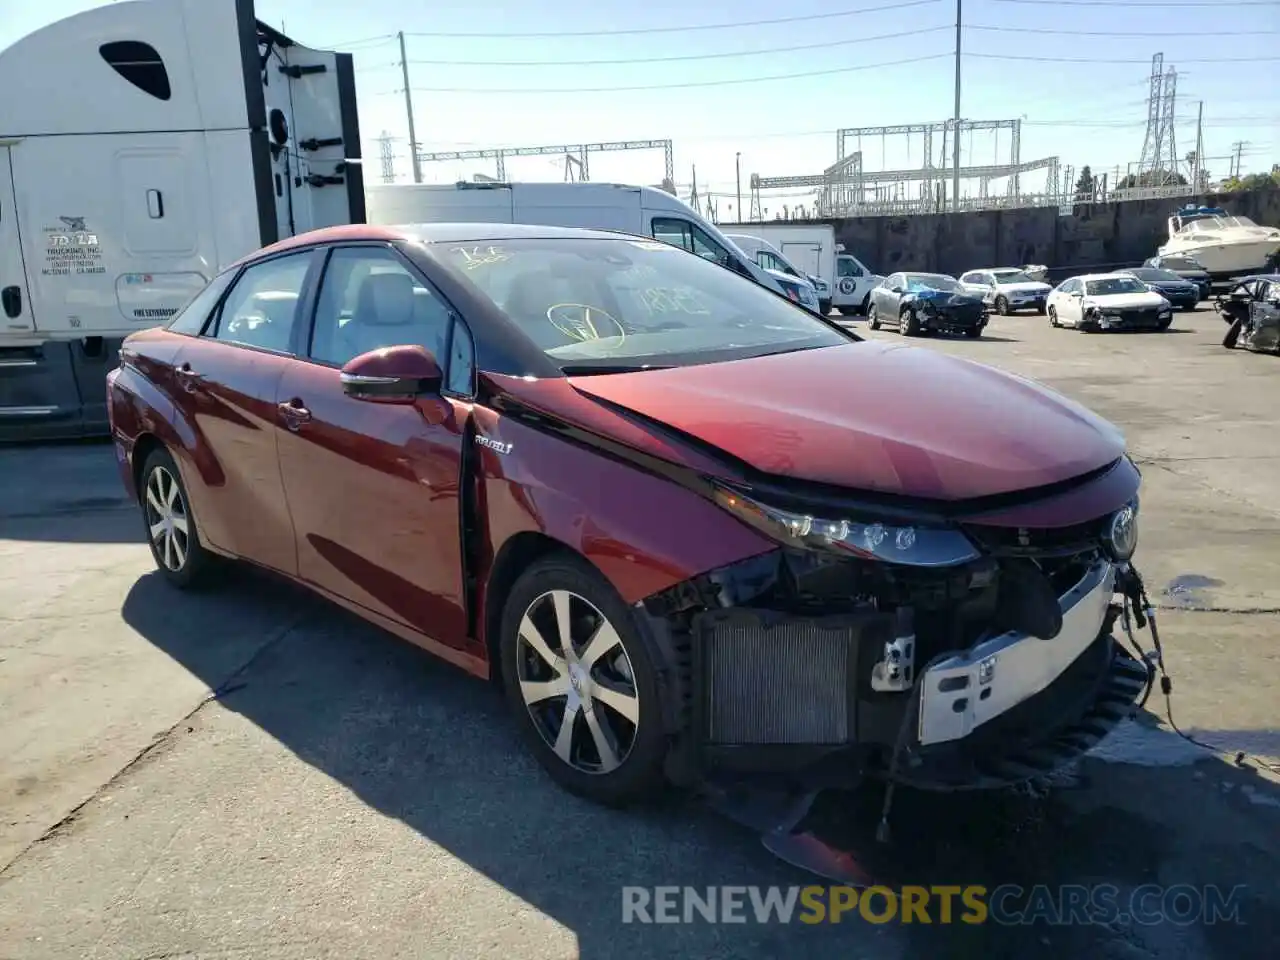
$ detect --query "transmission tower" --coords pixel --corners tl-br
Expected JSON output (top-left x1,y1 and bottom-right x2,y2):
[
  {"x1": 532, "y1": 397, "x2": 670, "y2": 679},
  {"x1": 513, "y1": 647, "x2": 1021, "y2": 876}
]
[
  {"x1": 1159, "y1": 66, "x2": 1179, "y2": 184},
  {"x1": 376, "y1": 131, "x2": 396, "y2": 184},
  {"x1": 1136, "y1": 54, "x2": 1180, "y2": 185}
]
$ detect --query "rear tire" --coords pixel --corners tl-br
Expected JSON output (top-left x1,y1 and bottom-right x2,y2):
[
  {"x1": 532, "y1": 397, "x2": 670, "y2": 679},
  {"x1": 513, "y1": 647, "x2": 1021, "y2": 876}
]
[
  {"x1": 995, "y1": 295, "x2": 1010, "y2": 316},
  {"x1": 1049, "y1": 306, "x2": 1060, "y2": 328},
  {"x1": 139, "y1": 448, "x2": 212, "y2": 589},
  {"x1": 499, "y1": 553, "x2": 669, "y2": 807},
  {"x1": 1223, "y1": 318, "x2": 1243, "y2": 349},
  {"x1": 867, "y1": 303, "x2": 882, "y2": 330}
]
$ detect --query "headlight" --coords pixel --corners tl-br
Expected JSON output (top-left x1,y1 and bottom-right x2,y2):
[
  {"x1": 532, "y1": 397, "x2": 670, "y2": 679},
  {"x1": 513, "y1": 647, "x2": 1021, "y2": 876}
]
[
  {"x1": 1101, "y1": 499, "x2": 1139, "y2": 561},
  {"x1": 711, "y1": 485, "x2": 981, "y2": 567}
]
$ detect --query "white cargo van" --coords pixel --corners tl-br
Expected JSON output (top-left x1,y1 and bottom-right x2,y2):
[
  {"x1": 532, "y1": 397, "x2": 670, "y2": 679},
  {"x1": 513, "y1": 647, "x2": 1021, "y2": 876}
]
[
  {"x1": 364, "y1": 181, "x2": 822, "y2": 314},
  {"x1": 725, "y1": 233, "x2": 828, "y2": 315},
  {"x1": 0, "y1": 0, "x2": 365, "y2": 440}
]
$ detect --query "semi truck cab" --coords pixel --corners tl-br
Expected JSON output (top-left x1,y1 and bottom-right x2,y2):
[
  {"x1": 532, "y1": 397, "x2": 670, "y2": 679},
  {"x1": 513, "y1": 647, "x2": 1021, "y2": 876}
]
[{"x1": 0, "y1": 0, "x2": 364, "y2": 440}]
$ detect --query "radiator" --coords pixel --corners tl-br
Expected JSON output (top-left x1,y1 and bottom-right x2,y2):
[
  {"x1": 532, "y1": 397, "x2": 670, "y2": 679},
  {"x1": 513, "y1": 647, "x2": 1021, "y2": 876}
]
[{"x1": 697, "y1": 610, "x2": 886, "y2": 746}]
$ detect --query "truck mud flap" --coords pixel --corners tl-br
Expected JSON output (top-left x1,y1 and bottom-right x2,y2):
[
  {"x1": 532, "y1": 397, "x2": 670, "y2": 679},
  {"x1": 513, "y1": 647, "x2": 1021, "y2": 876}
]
[{"x1": 0, "y1": 338, "x2": 119, "y2": 441}]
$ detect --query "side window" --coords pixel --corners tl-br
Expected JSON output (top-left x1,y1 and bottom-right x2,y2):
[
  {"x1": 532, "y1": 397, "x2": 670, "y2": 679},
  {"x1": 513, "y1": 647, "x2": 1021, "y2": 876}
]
[
  {"x1": 758, "y1": 251, "x2": 782, "y2": 272},
  {"x1": 166, "y1": 270, "x2": 237, "y2": 335},
  {"x1": 1061, "y1": 279, "x2": 1079, "y2": 295},
  {"x1": 100, "y1": 41, "x2": 171, "y2": 101},
  {"x1": 209, "y1": 252, "x2": 311, "y2": 353},
  {"x1": 983, "y1": 273, "x2": 997, "y2": 286},
  {"x1": 689, "y1": 225, "x2": 732, "y2": 268},
  {"x1": 651, "y1": 217, "x2": 693, "y2": 252},
  {"x1": 959, "y1": 272, "x2": 974, "y2": 284},
  {"x1": 445, "y1": 319, "x2": 475, "y2": 396},
  {"x1": 886, "y1": 273, "x2": 904, "y2": 289},
  {"x1": 309, "y1": 246, "x2": 453, "y2": 368},
  {"x1": 838, "y1": 258, "x2": 864, "y2": 278}
]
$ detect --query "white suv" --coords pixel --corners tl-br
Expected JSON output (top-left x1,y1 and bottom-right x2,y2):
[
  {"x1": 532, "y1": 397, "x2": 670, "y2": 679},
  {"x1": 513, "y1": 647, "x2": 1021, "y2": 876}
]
[{"x1": 959, "y1": 268, "x2": 1053, "y2": 315}]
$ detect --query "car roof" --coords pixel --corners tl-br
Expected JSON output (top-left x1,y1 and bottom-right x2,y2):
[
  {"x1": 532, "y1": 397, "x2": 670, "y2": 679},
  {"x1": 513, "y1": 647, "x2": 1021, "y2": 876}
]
[
  {"x1": 236, "y1": 221, "x2": 650, "y2": 269},
  {"x1": 1073, "y1": 273, "x2": 1147, "y2": 282}
]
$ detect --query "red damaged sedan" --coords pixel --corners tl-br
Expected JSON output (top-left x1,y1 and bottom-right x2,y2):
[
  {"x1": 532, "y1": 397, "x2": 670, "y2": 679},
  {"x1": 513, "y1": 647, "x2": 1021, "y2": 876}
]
[{"x1": 107, "y1": 223, "x2": 1151, "y2": 807}]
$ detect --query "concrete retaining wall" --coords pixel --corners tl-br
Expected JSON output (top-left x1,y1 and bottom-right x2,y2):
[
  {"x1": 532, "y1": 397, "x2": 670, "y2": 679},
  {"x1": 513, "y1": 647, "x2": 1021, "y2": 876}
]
[{"x1": 818, "y1": 187, "x2": 1280, "y2": 280}]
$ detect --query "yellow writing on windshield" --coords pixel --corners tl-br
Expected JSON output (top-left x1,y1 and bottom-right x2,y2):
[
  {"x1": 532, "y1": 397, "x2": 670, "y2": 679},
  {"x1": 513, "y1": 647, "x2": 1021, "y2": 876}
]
[{"x1": 451, "y1": 245, "x2": 510, "y2": 270}]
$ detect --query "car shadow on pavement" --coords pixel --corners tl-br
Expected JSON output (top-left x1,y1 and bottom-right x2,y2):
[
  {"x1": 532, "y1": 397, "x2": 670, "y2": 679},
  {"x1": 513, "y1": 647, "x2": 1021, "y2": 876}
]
[{"x1": 120, "y1": 566, "x2": 1280, "y2": 960}]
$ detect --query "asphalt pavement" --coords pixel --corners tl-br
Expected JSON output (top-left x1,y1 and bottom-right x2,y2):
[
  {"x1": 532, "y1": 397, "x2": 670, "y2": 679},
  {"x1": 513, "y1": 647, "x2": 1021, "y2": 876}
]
[{"x1": 1, "y1": 302, "x2": 1277, "y2": 959}]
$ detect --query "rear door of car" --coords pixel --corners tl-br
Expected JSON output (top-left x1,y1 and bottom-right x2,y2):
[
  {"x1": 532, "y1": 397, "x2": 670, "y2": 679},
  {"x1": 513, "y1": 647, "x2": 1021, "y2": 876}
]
[
  {"x1": 169, "y1": 249, "x2": 320, "y2": 573},
  {"x1": 274, "y1": 242, "x2": 476, "y2": 653}
]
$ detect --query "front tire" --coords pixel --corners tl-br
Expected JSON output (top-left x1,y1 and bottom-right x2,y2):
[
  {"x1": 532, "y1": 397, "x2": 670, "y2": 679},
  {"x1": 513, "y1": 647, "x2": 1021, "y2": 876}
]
[
  {"x1": 1049, "y1": 306, "x2": 1060, "y2": 327},
  {"x1": 1223, "y1": 318, "x2": 1243, "y2": 348},
  {"x1": 499, "y1": 553, "x2": 668, "y2": 806},
  {"x1": 867, "y1": 303, "x2": 882, "y2": 330},
  {"x1": 140, "y1": 448, "x2": 212, "y2": 589},
  {"x1": 901, "y1": 307, "x2": 921, "y2": 336},
  {"x1": 995, "y1": 295, "x2": 1010, "y2": 316}
]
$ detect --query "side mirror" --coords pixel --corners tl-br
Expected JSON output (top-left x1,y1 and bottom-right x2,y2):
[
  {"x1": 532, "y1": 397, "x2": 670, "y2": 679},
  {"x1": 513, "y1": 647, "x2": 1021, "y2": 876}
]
[{"x1": 340, "y1": 344, "x2": 443, "y2": 404}]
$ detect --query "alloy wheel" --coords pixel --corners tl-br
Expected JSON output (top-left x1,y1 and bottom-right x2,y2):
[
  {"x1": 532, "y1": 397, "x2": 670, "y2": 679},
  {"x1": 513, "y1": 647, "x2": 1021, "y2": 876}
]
[
  {"x1": 515, "y1": 589, "x2": 640, "y2": 775},
  {"x1": 144, "y1": 466, "x2": 189, "y2": 572}
]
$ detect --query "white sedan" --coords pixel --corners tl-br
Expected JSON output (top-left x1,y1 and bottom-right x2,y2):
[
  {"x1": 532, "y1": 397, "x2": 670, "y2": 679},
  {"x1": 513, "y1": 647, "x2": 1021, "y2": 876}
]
[{"x1": 1046, "y1": 273, "x2": 1174, "y2": 332}]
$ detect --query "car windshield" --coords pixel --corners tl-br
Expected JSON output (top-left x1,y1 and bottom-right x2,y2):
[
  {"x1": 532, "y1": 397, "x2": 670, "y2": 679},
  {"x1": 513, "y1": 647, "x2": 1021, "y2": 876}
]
[
  {"x1": 905, "y1": 273, "x2": 959, "y2": 293},
  {"x1": 1086, "y1": 277, "x2": 1149, "y2": 296},
  {"x1": 992, "y1": 270, "x2": 1034, "y2": 284},
  {"x1": 436, "y1": 237, "x2": 851, "y2": 370},
  {"x1": 1131, "y1": 268, "x2": 1180, "y2": 282}
]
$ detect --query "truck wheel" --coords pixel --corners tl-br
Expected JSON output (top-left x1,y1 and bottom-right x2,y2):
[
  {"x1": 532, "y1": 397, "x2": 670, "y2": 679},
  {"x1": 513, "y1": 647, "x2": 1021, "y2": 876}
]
[
  {"x1": 818, "y1": 299, "x2": 832, "y2": 316},
  {"x1": 500, "y1": 553, "x2": 669, "y2": 807}
]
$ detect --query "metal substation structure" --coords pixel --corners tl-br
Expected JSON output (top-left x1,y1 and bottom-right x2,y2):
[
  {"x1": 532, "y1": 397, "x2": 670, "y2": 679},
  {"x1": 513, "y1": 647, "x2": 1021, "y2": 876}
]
[
  {"x1": 748, "y1": 119, "x2": 1062, "y2": 219},
  {"x1": 414, "y1": 139, "x2": 676, "y2": 191}
]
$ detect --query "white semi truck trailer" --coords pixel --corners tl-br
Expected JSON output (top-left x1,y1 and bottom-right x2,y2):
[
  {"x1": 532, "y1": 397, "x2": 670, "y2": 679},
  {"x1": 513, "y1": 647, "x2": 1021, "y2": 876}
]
[{"x1": 0, "y1": 0, "x2": 365, "y2": 440}]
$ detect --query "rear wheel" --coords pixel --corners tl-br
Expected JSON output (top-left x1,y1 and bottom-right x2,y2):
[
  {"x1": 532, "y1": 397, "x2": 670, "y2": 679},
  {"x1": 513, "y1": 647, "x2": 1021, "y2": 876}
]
[
  {"x1": 140, "y1": 448, "x2": 212, "y2": 588},
  {"x1": 500, "y1": 553, "x2": 668, "y2": 806},
  {"x1": 1223, "y1": 318, "x2": 1243, "y2": 348},
  {"x1": 860, "y1": 294, "x2": 871, "y2": 316},
  {"x1": 995, "y1": 295, "x2": 1010, "y2": 316},
  {"x1": 867, "y1": 303, "x2": 882, "y2": 330},
  {"x1": 1049, "y1": 306, "x2": 1060, "y2": 328}
]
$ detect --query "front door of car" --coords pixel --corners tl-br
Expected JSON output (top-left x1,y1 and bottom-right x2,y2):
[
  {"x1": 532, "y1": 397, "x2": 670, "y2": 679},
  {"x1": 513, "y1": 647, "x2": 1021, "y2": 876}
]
[
  {"x1": 875, "y1": 273, "x2": 902, "y2": 316},
  {"x1": 274, "y1": 243, "x2": 475, "y2": 652},
  {"x1": 171, "y1": 249, "x2": 317, "y2": 574},
  {"x1": 1249, "y1": 281, "x2": 1280, "y2": 348},
  {"x1": 1058, "y1": 281, "x2": 1084, "y2": 325}
]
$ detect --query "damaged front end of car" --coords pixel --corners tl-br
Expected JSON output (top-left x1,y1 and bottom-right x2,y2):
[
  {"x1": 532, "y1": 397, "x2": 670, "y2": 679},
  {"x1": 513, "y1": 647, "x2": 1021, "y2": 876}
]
[{"x1": 634, "y1": 461, "x2": 1153, "y2": 800}]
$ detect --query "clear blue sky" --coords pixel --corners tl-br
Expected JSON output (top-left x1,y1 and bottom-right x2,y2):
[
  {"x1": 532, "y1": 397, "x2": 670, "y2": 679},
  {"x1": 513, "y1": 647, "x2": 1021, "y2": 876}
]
[{"x1": 3, "y1": 0, "x2": 1277, "y2": 218}]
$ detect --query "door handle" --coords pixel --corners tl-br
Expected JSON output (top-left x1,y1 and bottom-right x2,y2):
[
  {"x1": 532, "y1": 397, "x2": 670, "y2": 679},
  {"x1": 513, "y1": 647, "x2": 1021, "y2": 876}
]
[
  {"x1": 1, "y1": 285, "x2": 20, "y2": 319},
  {"x1": 278, "y1": 398, "x2": 311, "y2": 430},
  {"x1": 174, "y1": 362, "x2": 202, "y2": 392}
]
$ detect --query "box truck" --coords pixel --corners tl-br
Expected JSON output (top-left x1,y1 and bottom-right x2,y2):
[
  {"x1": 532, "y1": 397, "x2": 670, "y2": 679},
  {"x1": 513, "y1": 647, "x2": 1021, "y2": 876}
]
[
  {"x1": 0, "y1": 0, "x2": 365, "y2": 440},
  {"x1": 720, "y1": 222, "x2": 882, "y2": 315},
  {"x1": 364, "y1": 181, "x2": 821, "y2": 314}
]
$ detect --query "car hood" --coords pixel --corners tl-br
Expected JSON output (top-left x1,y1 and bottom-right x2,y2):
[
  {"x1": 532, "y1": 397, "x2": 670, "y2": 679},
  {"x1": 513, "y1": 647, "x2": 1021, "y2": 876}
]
[
  {"x1": 1085, "y1": 292, "x2": 1170, "y2": 309},
  {"x1": 913, "y1": 289, "x2": 984, "y2": 307},
  {"x1": 566, "y1": 342, "x2": 1125, "y2": 500},
  {"x1": 996, "y1": 281, "x2": 1052, "y2": 295}
]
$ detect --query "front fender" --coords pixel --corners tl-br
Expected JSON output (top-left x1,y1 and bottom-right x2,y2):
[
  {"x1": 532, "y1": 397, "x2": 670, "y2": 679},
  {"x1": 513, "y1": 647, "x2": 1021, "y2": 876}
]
[{"x1": 471, "y1": 405, "x2": 775, "y2": 606}]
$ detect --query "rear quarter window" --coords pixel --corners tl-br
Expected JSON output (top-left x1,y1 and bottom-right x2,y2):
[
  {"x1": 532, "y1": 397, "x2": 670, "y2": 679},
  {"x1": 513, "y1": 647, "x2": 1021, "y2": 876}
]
[{"x1": 165, "y1": 271, "x2": 237, "y2": 335}]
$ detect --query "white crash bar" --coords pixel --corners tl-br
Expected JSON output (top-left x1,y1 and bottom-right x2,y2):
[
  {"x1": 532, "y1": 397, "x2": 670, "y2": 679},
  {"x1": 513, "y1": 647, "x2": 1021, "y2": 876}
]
[{"x1": 917, "y1": 560, "x2": 1117, "y2": 746}]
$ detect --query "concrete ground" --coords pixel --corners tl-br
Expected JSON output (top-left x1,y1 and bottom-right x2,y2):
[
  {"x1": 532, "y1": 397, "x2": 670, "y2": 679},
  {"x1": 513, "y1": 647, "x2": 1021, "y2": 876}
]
[{"x1": 1, "y1": 302, "x2": 1277, "y2": 959}]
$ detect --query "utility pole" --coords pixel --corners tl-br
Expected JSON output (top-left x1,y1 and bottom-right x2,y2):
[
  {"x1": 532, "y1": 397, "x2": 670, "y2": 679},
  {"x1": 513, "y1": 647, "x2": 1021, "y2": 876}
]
[
  {"x1": 1193, "y1": 101, "x2": 1204, "y2": 190},
  {"x1": 1231, "y1": 140, "x2": 1247, "y2": 179},
  {"x1": 735, "y1": 152, "x2": 742, "y2": 220},
  {"x1": 398, "y1": 31, "x2": 422, "y2": 183},
  {"x1": 951, "y1": 0, "x2": 962, "y2": 212}
]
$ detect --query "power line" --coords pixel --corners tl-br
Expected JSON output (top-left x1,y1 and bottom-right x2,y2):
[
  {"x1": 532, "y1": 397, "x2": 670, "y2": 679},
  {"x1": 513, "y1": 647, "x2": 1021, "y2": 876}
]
[
  {"x1": 969, "y1": 53, "x2": 1280, "y2": 65},
  {"x1": 992, "y1": 0, "x2": 1277, "y2": 6},
  {"x1": 404, "y1": 27, "x2": 950, "y2": 67},
  {"x1": 400, "y1": 1, "x2": 939, "y2": 39},
  {"x1": 968, "y1": 24, "x2": 1280, "y2": 37},
  {"x1": 399, "y1": 52, "x2": 953, "y2": 93},
  {"x1": 392, "y1": 52, "x2": 1279, "y2": 94}
]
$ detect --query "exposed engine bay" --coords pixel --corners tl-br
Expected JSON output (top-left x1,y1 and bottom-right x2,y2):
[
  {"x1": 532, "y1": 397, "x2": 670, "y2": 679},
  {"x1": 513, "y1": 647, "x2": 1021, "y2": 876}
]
[{"x1": 634, "y1": 482, "x2": 1159, "y2": 820}]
